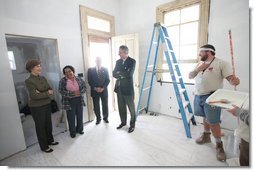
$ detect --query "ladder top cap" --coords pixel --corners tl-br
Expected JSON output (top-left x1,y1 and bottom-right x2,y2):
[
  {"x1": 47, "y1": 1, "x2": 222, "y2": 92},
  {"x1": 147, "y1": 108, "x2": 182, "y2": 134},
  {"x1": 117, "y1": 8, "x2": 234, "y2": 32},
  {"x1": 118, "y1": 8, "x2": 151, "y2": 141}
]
[{"x1": 154, "y1": 22, "x2": 166, "y2": 27}]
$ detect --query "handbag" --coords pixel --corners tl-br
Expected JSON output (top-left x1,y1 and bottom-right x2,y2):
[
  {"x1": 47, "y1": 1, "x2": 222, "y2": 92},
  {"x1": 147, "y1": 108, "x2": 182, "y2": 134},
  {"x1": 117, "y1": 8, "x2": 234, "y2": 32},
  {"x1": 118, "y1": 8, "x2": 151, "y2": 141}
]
[{"x1": 51, "y1": 99, "x2": 59, "y2": 113}]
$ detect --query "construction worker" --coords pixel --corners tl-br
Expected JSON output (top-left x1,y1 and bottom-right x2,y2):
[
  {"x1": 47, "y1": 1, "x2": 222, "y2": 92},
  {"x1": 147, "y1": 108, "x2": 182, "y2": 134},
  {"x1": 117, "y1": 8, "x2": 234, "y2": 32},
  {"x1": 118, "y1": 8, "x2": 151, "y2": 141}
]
[{"x1": 189, "y1": 44, "x2": 240, "y2": 162}]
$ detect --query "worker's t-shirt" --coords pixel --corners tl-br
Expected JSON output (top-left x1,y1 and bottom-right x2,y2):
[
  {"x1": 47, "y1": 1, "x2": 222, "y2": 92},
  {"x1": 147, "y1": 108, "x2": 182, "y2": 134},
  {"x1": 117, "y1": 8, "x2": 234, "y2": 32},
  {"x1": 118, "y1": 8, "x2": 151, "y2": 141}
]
[{"x1": 194, "y1": 57, "x2": 232, "y2": 95}]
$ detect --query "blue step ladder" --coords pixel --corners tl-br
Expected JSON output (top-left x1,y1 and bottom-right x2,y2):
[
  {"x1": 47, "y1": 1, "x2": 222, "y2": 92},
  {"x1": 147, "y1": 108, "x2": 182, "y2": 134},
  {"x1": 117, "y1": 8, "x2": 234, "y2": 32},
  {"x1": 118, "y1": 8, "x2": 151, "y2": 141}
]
[{"x1": 136, "y1": 22, "x2": 196, "y2": 138}]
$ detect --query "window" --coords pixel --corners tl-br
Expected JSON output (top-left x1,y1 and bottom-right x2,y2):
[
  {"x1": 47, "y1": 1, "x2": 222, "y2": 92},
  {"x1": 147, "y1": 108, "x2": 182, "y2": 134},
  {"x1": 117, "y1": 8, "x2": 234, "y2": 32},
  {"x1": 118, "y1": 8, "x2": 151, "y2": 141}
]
[
  {"x1": 164, "y1": 4, "x2": 200, "y2": 62},
  {"x1": 80, "y1": 6, "x2": 115, "y2": 38},
  {"x1": 156, "y1": 0, "x2": 210, "y2": 83},
  {"x1": 87, "y1": 16, "x2": 110, "y2": 33},
  {"x1": 8, "y1": 51, "x2": 16, "y2": 70}
]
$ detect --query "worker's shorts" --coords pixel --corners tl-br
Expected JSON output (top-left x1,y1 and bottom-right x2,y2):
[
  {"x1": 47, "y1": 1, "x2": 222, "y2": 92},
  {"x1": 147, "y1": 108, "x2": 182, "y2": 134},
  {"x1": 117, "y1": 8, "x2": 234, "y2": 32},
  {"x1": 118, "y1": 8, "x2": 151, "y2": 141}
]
[{"x1": 194, "y1": 94, "x2": 221, "y2": 124}]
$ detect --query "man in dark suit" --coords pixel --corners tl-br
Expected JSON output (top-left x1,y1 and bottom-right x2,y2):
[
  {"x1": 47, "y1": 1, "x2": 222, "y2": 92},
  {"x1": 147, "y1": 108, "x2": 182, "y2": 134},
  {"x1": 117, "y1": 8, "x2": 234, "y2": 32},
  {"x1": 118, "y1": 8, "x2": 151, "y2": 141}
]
[
  {"x1": 88, "y1": 57, "x2": 110, "y2": 125},
  {"x1": 113, "y1": 45, "x2": 136, "y2": 133}
]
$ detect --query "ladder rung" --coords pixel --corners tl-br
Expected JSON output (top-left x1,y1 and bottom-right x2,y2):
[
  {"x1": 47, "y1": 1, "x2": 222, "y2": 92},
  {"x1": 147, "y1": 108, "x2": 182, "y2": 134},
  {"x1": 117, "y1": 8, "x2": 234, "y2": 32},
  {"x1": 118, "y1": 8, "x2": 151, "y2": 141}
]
[
  {"x1": 146, "y1": 70, "x2": 156, "y2": 73},
  {"x1": 179, "y1": 89, "x2": 186, "y2": 94},
  {"x1": 165, "y1": 37, "x2": 170, "y2": 39},
  {"x1": 153, "y1": 42, "x2": 158, "y2": 44},
  {"x1": 187, "y1": 113, "x2": 194, "y2": 122},
  {"x1": 138, "y1": 107, "x2": 146, "y2": 113},
  {"x1": 173, "y1": 63, "x2": 178, "y2": 66},
  {"x1": 147, "y1": 65, "x2": 154, "y2": 68},
  {"x1": 183, "y1": 102, "x2": 189, "y2": 108},
  {"x1": 142, "y1": 86, "x2": 151, "y2": 91},
  {"x1": 164, "y1": 49, "x2": 174, "y2": 53}
]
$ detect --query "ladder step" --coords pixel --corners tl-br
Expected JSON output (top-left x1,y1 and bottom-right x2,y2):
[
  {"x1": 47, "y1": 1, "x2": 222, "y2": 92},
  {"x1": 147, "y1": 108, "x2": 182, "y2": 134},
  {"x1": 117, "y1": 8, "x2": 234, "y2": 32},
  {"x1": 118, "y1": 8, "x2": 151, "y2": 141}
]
[
  {"x1": 142, "y1": 86, "x2": 151, "y2": 91},
  {"x1": 183, "y1": 102, "x2": 189, "y2": 108},
  {"x1": 147, "y1": 65, "x2": 154, "y2": 68},
  {"x1": 179, "y1": 89, "x2": 186, "y2": 94},
  {"x1": 187, "y1": 113, "x2": 194, "y2": 122},
  {"x1": 138, "y1": 107, "x2": 146, "y2": 113},
  {"x1": 146, "y1": 70, "x2": 155, "y2": 73},
  {"x1": 164, "y1": 49, "x2": 174, "y2": 53},
  {"x1": 153, "y1": 42, "x2": 158, "y2": 45}
]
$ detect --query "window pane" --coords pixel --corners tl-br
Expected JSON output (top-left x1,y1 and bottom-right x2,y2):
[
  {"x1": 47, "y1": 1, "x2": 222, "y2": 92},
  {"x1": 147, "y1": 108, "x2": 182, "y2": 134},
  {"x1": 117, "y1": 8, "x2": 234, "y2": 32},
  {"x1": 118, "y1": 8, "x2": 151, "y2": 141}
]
[
  {"x1": 163, "y1": 45, "x2": 179, "y2": 62},
  {"x1": 181, "y1": 4, "x2": 200, "y2": 23},
  {"x1": 8, "y1": 51, "x2": 16, "y2": 70},
  {"x1": 164, "y1": 10, "x2": 180, "y2": 26},
  {"x1": 180, "y1": 22, "x2": 198, "y2": 45},
  {"x1": 172, "y1": 45, "x2": 179, "y2": 60},
  {"x1": 178, "y1": 63, "x2": 196, "y2": 83},
  {"x1": 167, "y1": 26, "x2": 179, "y2": 46},
  {"x1": 161, "y1": 63, "x2": 196, "y2": 84},
  {"x1": 87, "y1": 16, "x2": 110, "y2": 32},
  {"x1": 179, "y1": 44, "x2": 198, "y2": 60}
]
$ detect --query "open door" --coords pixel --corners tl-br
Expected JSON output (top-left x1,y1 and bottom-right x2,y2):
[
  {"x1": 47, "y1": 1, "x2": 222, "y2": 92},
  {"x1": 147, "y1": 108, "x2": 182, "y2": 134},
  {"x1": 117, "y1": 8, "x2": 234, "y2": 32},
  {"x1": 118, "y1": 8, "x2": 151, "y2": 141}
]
[{"x1": 111, "y1": 34, "x2": 139, "y2": 110}]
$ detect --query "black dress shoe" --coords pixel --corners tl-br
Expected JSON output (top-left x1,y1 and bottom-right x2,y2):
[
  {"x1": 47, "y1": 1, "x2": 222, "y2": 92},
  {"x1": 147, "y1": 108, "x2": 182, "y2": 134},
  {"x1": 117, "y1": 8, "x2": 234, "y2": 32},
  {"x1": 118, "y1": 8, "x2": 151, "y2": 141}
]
[
  {"x1": 43, "y1": 148, "x2": 53, "y2": 153},
  {"x1": 50, "y1": 142, "x2": 59, "y2": 145},
  {"x1": 79, "y1": 131, "x2": 84, "y2": 135},
  {"x1": 96, "y1": 120, "x2": 101, "y2": 125},
  {"x1": 116, "y1": 124, "x2": 126, "y2": 129},
  {"x1": 103, "y1": 119, "x2": 109, "y2": 123},
  {"x1": 128, "y1": 127, "x2": 135, "y2": 133},
  {"x1": 70, "y1": 134, "x2": 76, "y2": 138}
]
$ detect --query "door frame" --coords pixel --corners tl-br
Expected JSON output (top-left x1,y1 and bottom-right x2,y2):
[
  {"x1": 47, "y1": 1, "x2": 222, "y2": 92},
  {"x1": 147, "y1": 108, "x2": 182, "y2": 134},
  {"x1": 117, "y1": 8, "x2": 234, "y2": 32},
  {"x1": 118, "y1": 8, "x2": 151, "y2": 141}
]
[
  {"x1": 4, "y1": 34, "x2": 66, "y2": 147},
  {"x1": 88, "y1": 35, "x2": 116, "y2": 113},
  {"x1": 79, "y1": 5, "x2": 115, "y2": 121}
]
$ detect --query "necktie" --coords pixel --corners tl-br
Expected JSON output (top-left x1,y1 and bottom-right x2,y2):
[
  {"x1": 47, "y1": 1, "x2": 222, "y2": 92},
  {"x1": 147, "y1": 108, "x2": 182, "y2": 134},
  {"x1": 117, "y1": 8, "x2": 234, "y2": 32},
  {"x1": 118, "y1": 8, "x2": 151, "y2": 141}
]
[{"x1": 97, "y1": 68, "x2": 101, "y2": 80}]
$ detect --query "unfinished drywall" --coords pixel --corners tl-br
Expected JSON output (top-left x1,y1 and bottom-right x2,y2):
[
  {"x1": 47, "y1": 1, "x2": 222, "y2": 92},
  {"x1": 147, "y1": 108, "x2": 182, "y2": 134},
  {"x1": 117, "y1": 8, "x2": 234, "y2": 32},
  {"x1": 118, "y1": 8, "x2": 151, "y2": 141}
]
[{"x1": 0, "y1": 0, "x2": 120, "y2": 160}]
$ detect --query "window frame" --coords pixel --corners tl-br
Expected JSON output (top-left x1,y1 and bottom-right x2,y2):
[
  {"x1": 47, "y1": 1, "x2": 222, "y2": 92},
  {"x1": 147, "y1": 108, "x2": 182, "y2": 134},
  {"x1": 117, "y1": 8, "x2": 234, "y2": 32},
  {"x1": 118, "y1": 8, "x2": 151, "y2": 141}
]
[{"x1": 80, "y1": 6, "x2": 115, "y2": 38}]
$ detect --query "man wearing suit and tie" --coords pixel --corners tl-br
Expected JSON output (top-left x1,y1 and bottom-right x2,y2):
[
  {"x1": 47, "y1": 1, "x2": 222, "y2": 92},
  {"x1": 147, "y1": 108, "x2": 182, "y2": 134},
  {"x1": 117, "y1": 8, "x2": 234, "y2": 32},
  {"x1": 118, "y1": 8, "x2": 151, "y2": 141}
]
[
  {"x1": 113, "y1": 45, "x2": 136, "y2": 133},
  {"x1": 88, "y1": 57, "x2": 110, "y2": 125}
]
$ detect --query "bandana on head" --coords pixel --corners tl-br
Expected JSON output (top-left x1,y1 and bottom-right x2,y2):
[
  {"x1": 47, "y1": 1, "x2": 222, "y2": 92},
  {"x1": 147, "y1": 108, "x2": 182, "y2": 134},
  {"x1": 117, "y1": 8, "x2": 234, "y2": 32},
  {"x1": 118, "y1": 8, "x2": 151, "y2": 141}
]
[{"x1": 199, "y1": 44, "x2": 216, "y2": 53}]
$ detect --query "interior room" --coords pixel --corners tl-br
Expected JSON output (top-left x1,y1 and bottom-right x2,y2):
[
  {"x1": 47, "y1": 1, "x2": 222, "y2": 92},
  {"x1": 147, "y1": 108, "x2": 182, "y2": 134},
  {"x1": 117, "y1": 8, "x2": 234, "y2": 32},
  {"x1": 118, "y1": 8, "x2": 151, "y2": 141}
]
[{"x1": 0, "y1": 0, "x2": 251, "y2": 168}]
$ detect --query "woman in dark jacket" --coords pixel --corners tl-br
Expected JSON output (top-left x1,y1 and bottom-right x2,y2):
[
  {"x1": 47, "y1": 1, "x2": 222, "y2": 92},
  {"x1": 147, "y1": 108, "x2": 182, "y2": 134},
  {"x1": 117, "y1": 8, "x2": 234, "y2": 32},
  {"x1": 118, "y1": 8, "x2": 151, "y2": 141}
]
[
  {"x1": 59, "y1": 65, "x2": 86, "y2": 138},
  {"x1": 25, "y1": 59, "x2": 59, "y2": 153}
]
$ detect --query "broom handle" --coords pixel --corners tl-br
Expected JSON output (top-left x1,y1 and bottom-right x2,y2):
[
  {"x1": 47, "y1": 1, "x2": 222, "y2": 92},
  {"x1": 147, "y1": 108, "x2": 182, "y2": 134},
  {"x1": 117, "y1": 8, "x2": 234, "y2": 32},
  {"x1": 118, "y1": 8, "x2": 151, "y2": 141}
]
[{"x1": 229, "y1": 30, "x2": 237, "y2": 91}]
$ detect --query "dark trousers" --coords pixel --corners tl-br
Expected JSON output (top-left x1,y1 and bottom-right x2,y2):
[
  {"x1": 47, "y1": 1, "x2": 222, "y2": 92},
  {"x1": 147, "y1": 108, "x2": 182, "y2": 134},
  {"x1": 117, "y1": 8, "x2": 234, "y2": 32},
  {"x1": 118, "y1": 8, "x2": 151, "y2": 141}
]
[
  {"x1": 240, "y1": 139, "x2": 249, "y2": 166},
  {"x1": 117, "y1": 90, "x2": 136, "y2": 128},
  {"x1": 66, "y1": 97, "x2": 83, "y2": 135},
  {"x1": 92, "y1": 91, "x2": 109, "y2": 121},
  {"x1": 30, "y1": 103, "x2": 54, "y2": 151}
]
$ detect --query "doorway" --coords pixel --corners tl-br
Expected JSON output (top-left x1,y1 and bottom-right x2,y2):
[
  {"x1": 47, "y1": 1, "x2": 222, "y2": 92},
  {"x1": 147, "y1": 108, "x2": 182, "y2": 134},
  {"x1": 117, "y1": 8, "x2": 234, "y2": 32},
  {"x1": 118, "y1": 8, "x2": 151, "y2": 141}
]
[
  {"x1": 80, "y1": 5, "x2": 115, "y2": 121},
  {"x1": 5, "y1": 35, "x2": 66, "y2": 147},
  {"x1": 88, "y1": 36, "x2": 115, "y2": 113}
]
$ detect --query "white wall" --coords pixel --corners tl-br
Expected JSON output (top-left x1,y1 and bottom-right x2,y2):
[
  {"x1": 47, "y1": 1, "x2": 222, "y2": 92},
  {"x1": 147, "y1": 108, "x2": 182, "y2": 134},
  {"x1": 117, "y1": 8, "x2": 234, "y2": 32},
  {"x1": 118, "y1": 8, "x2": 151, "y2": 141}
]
[
  {"x1": 208, "y1": 0, "x2": 249, "y2": 130},
  {"x1": 118, "y1": 0, "x2": 249, "y2": 130},
  {"x1": 118, "y1": 0, "x2": 173, "y2": 77},
  {"x1": 0, "y1": 0, "x2": 120, "y2": 160}
]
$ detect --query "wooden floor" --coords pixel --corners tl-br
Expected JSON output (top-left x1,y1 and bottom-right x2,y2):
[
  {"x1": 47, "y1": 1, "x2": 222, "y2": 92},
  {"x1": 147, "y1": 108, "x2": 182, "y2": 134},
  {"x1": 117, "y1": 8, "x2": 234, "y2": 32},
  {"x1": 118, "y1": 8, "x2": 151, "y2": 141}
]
[{"x1": 0, "y1": 112, "x2": 238, "y2": 166}]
